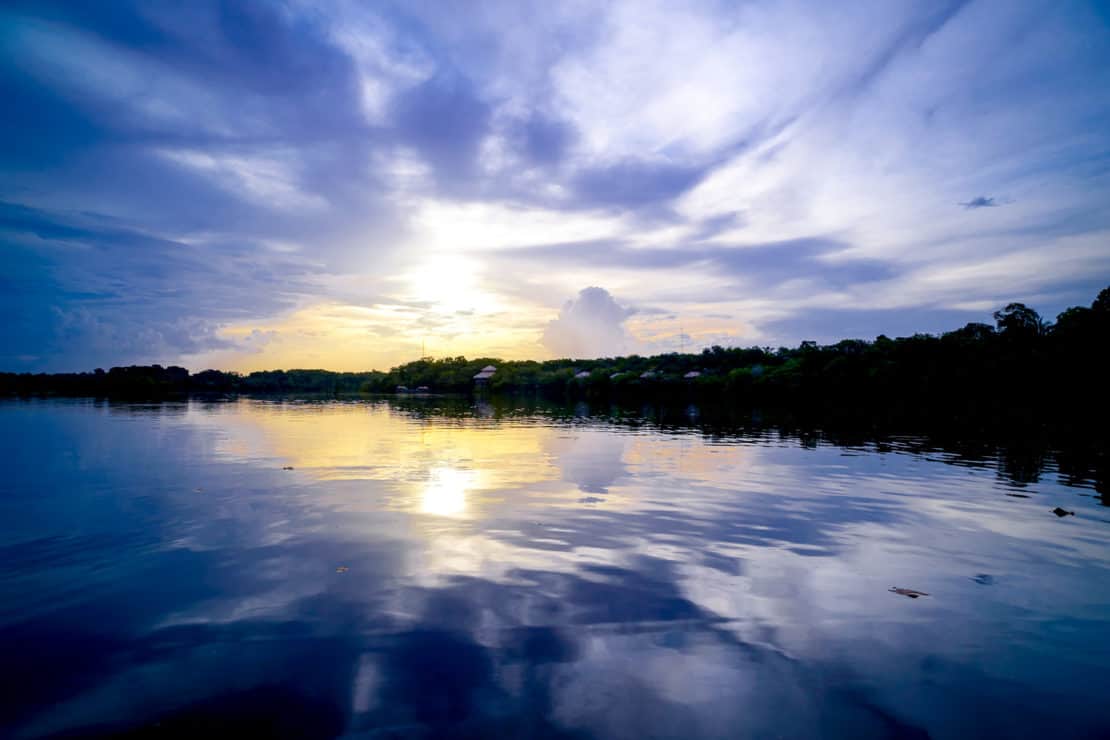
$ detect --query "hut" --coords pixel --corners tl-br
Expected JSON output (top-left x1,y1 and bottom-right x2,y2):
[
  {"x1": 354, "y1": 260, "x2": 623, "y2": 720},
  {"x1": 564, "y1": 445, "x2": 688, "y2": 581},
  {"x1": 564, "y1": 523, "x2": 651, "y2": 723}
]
[
  {"x1": 574, "y1": 370, "x2": 591, "y2": 379},
  {"x1": 473, "y1": 365, "x2": 497, "y2": 385},
  {"x1": 684, "y1": 370, "x2": 702, "y2": 379},
  {"x1": 640, "y1": 370, "x2": 657, "y2": 379}
]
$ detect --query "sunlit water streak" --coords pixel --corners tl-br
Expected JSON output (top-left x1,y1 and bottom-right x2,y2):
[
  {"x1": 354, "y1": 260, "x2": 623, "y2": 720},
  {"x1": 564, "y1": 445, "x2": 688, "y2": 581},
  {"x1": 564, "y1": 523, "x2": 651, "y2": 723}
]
[{"x1": 0, "y1": 398, "x2": 1107, "y2": 739}]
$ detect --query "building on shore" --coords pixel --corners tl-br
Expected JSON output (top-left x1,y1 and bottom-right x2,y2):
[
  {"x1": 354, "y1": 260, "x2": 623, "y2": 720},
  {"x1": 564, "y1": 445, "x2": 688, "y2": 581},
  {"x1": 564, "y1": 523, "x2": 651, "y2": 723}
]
[{"x1": 473, "y1": 365, "x2": 497, "y2": 385}]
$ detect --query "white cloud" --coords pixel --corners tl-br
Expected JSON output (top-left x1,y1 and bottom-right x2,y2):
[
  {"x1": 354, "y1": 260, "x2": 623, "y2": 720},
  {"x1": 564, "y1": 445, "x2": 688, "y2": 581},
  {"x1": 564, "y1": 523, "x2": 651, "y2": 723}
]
[
  {"x1": 158, "y1": 149, "x2": 329, "y2": 211},
  {"x1": 541, "y1": 287, "x2": 634, "y2": 358},
  {"x1": 408, "y1": 200, "x2": 627, "y2": 251},
  {"x1": 6, "y1": 0, "x2": 1110, "y2": 371},
  {"x1": 550, "y1": 0, "x2": 925, "y2": 161}
]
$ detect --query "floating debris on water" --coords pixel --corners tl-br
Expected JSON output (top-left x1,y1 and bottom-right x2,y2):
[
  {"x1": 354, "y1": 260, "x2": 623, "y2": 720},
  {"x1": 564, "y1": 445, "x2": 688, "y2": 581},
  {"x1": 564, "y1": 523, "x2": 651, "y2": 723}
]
[
  {"x1": 889, "y1": 587, "x2": 929, "y2": 598},
  {"x1": 1051, "y1": 507, "x2": 1075, "y2": 517}
]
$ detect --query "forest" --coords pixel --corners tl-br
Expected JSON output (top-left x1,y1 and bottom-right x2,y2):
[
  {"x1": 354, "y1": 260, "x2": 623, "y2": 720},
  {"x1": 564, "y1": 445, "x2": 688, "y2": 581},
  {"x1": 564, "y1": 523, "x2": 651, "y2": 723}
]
[{"x1": 3, "y1": 286, "x2": 1107, "y2": 422}]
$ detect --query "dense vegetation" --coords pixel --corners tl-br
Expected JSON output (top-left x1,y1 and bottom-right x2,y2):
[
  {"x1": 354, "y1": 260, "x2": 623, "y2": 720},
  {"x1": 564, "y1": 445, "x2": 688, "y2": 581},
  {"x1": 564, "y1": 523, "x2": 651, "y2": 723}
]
[{"x1": 3, "y1": 287, "x2": 1108, "y2": 421}]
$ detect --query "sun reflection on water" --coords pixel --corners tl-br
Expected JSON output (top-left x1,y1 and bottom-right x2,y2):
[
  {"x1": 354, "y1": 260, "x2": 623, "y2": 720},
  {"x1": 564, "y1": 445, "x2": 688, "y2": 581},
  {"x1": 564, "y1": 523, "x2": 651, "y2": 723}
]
[{"x1": 421, "y1": 466, "x2": 476, "y2": 517}]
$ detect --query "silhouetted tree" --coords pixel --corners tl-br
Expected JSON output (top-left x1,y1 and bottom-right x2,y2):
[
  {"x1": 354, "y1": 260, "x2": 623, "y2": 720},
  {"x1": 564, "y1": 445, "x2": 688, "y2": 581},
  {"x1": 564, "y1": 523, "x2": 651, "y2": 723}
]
[
  {"x1": 1092, "y1": 286, "x2": 1110, "y2": 314},
  {"x1": 993, "y1": 302, "x2": 1045, "y2": 338},
  {"x1": 2, "y1": 286, "x2": 1108, "y2": 425}
]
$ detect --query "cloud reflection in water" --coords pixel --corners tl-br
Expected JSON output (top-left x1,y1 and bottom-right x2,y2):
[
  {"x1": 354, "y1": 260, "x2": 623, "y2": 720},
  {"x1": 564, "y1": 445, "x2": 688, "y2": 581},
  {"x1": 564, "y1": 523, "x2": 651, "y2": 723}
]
[{"x1": 0, "y1": 398, "x2": 1107, "y2": 738}]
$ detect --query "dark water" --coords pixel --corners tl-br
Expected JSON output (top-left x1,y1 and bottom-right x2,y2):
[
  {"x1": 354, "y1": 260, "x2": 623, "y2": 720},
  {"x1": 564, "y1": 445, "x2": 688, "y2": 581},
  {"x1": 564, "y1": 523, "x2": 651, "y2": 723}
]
[{"x1": 1, "y1": 398, "x2": 1108, "y2": 739}]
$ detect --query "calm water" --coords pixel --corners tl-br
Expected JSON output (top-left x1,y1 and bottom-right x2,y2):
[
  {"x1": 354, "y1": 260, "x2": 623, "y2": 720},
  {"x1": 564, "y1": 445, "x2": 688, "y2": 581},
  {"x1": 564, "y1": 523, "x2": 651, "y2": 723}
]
[{"x1": 1, "y1": 398, "x2": 1108, "y2": 739}]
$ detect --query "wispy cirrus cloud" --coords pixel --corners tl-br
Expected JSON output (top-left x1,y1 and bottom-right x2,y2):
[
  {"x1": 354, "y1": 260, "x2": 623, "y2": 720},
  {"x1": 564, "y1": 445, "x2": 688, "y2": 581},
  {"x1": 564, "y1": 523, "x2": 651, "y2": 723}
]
[{"x1": 1, "y1": 0, "x2": 1108, "y2": 370}]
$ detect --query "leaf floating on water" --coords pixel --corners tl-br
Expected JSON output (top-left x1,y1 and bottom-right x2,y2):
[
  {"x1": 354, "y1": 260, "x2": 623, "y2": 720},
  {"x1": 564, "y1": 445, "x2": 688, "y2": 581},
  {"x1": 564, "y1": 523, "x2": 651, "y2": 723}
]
[
  {"x1": 1051, "y1": 507, "x2": 1075, "y2": 517},
  {"x1": 889, "y1": 587, "x2": 929, "y2": 598}
]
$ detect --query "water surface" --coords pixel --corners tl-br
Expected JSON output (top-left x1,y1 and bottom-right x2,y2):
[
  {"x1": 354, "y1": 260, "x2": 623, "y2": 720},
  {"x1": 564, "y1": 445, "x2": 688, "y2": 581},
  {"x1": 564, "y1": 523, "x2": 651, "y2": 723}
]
[{"x1": 1, "y1": 398, "x2": 1108, "y2": 738}]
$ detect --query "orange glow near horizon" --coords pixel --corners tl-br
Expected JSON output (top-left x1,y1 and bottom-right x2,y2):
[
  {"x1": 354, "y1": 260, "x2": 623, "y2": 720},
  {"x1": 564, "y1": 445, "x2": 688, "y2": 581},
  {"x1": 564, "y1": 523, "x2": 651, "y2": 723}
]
[
  {"x1": 191, "y1": 301, "x2": 552, "y2": 373},
  {"x1": 184, "y1": 299, "x2": 757, "y2": 374}
]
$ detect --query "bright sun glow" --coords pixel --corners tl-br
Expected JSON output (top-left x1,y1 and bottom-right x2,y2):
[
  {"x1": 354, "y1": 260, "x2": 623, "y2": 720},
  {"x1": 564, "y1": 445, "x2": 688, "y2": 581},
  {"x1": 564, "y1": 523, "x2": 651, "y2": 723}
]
[
  {"x1": 421, "y1": 466, "x2": 476, "y2": 517},
  {"x1": 405, "y1": 256, "x2": 494, "y2": 315}
]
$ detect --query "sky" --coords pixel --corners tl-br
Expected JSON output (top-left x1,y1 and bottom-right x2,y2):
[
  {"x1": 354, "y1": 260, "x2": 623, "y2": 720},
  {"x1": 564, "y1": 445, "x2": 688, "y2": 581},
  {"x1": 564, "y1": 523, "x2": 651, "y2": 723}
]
[{"x1": 2, "y1": 0, "x2": 1109, "y2": 373}]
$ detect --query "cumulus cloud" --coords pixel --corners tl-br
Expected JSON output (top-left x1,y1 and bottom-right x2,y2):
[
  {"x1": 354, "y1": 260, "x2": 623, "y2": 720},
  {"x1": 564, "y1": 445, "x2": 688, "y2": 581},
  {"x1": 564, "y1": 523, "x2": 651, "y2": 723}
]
[
  {"x1": 2, "y1": 0, "x2": 1110, "y2": 371},
  {"x1": 541, "y1": 287, "x2": 633, "y2": 359}
]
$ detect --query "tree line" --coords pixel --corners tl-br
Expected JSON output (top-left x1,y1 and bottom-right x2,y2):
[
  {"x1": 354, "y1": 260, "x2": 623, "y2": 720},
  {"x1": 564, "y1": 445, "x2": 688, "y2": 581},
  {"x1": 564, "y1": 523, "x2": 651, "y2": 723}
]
[{"x1": 2, "y1": 286, "x2": 1107, "y2": 421}]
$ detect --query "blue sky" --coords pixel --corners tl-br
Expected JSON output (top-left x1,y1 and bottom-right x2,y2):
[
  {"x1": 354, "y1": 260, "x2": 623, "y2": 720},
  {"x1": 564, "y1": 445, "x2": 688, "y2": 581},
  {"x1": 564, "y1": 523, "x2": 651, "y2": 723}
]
[{"x1": 2, "y1": 0, "x2": 1109, "y2": 372}]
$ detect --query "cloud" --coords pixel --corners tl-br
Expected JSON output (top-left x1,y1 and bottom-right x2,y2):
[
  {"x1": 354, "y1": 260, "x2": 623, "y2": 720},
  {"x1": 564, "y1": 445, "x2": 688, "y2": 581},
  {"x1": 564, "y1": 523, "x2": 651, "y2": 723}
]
[
  {"x1": 497, "y1": 236, "x2": 894, "y2": 297},
  {"x1": 959, "y1": 196, "x2": 1000, "y2": 209},
  {"x1": 0, "y1": 200, "x2": 314, "y2": 370},
  {"x1": 508, "y1": 112, "x2": 577, "y2": 167},
  {"x1": 390, "y1": 73, "x2": 493, "y2": 186},
  {"x1": 541, "y1": 287, "x2": 633, "y2": 359},
  {"x1": 569, "y1": 157, "x2": 707, "y2": 208},
  {"x1": 2, "y1": 0, "x2": 1110, "y2": 370}
]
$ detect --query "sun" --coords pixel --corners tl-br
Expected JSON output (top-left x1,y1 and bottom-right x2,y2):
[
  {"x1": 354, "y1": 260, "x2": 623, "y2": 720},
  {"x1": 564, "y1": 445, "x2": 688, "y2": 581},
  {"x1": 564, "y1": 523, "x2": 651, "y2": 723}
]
[{"x1": 404, "y1": 256, "x2": 496, "y2": 316}]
